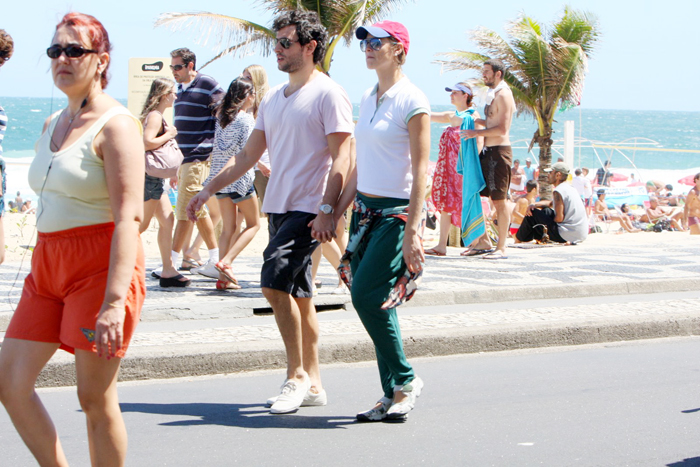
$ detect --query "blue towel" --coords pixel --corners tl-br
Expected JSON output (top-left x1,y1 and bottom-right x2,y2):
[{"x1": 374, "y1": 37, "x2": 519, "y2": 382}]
[{"x1": 455, "y1": 109, "x2": 486, "y2": 246}]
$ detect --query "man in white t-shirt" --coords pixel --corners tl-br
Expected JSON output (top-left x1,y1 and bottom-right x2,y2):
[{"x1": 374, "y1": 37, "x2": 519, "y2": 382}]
[{"x1": 187, "y1": 10, "x2": 353, "y2": 415}]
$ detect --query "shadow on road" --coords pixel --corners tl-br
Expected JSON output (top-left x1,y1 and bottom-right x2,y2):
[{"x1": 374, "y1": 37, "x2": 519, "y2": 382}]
[
  {"x1": 119, "y1": 402, "x2": 355, "y2": 430},
  {"x1": 667, "y1": 457, "x2": 700, "y2": 467}
]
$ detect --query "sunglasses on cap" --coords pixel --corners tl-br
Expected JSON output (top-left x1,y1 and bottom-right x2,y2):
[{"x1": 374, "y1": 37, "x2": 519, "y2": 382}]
[
  {"x1": 276, "y1": 37, "x2": 299, "y2": 49},
  {"x1": 359, "y1": 38, "x2": 384, "y2": 52},
  {"x1": 169, "y1": 64, "x2": 186, "y2": 71},
  {"x1": 46, "y1": 44, "x2": 97, "y2": 59}
]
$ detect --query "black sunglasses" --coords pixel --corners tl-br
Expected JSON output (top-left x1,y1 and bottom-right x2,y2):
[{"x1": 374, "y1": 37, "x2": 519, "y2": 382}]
[
  {"x1": 46, "y1": 44, "x2": 97, "y2": 59},
  {"x1": 276, "y1": 37, "x2": 299, "y2": 49},
  {"x1": 169, "y1": 64, "x2": 185, "y2": 71},
  {"x1": 359, "y1": 38, "x2": 383, "y2": 52}
]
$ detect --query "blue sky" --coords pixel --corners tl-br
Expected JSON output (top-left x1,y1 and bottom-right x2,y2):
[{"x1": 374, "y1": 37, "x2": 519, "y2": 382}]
[{"x1": 2, "y1": 0, "x2": 699, "y2": 112}]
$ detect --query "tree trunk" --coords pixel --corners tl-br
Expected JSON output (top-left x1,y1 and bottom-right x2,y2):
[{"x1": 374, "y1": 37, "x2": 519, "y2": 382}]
[{"x1": 535, "y1": 128, "x2": 554, "y2": 200}]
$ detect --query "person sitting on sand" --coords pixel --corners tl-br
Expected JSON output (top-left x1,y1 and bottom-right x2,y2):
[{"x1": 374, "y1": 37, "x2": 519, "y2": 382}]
[
  {"x1": 640, "y1": 196, "x2": 685, "y2": 231},
  {"x1": 618, "y1": 203, "x2": 641, "y2": 233},
  {"x1": 657, "y1": 184, "x2": 684, "y2": 207},
  {"x1": 683, "y1": 173, "x2": 700, "y2": 235},
  {"x1": 594, "y1": 190, "x2": 622, "y2": 224},
  {"x1": 20, "y1": 199, "x2": 35, "y2": 214},
  {"x1": 510, "y1": 180, "x2": 538, "y2": 236},
  {"x1": 515, "y1": 162, "x2": 588, "y2": 244}
]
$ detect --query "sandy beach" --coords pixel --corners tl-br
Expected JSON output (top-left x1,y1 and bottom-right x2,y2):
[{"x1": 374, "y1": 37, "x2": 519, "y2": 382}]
[{"x1": 1, "y1": 210, "x2": 693, "y2": 267}]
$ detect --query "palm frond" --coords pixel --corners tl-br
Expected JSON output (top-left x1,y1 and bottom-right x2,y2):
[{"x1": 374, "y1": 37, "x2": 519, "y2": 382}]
[
  {"x1": 553, "y1": 7, "x2": 600, "y2": 55},
  {"x1": 154, "y1": 12, "x2": 275, "y2": 59}
]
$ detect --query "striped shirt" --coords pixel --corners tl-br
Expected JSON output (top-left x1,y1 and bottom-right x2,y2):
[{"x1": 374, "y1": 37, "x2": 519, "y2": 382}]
[{"x1": 174, "y1": 73, "x2": 224, "y2": 163}]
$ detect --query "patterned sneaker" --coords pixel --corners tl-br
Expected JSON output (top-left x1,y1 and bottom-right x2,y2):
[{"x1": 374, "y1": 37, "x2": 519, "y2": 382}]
[
  {"x1": 386, "y1": 377, "x2": 424, "y2": 421},
  {"x1": 269, "y1": 376, "x2": 311, "y2": 414},
  {"x1": 356, "y1": 397, "x2": 393, "y2": 422},
  {"x1": 266, "y1": 388, "x2": 327, "y2": 407}
]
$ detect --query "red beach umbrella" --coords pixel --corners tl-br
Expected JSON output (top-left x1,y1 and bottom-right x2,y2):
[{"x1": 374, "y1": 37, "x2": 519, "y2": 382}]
[
  {"x1": 679, "y1": 174, "x2": 696, "y2": 186},
  {"x1": 610, "y1": 172, "x2": 628, "y2": 182}
]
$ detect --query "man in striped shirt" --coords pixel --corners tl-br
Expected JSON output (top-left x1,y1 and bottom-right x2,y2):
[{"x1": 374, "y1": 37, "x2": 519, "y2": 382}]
[{"x1": 169, "y1": 48, "x2": 224, "y2": 275}]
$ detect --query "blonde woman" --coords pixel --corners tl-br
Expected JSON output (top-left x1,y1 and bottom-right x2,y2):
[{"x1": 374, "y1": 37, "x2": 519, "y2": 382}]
[
  {"x1": 243, "y1": 64, "x2": 271, "y2": 210},
  {"x1": 0, "y1": 12, "x2": 145, "y2": 465},
  {"x1": 336, "y1": 21, "x2": 429, "y2": 422},
  {"x1": 140, "y1": 78, "x2": 189, "y2": 287}
]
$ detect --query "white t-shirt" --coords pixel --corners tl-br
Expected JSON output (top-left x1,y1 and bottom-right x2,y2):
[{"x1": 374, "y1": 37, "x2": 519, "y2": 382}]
[
  {"x1": 354, "y1": 77, "x2": 430, "y2": 198},
  {"x1": 255, "y1": 73, "x2": 354, "y2": 214},
  {"x1": 572, "y1": 175, "x2": 586, "y2": 196}
]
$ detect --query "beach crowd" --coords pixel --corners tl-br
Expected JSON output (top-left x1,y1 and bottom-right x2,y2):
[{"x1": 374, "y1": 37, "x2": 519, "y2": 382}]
[{"x1": 0, "y1": 9, "x2": 699, "y2": 466}]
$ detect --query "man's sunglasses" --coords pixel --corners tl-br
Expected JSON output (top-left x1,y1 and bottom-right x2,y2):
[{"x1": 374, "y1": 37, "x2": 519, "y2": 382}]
[
  {"x1": 46, "y1": 44, "x2": 97, "y2": 59},
  {"x1": 359, "y1": 38, "x2": 383, "y2": 52},
  {"x1": 169, "y1": 64, "x2": 186, "y2": 71},
  {"x1": 276, "y1": 37, "x2": 299, "y2": 49}
]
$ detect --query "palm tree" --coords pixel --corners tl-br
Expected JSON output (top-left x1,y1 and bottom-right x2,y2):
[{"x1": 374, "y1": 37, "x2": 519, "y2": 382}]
[
  {"x1": 436, "y1": 7, "x2": 600, "y2": 199},
  {"x1": 155, "y1": 0, "x2": 414, "y2": 73}
]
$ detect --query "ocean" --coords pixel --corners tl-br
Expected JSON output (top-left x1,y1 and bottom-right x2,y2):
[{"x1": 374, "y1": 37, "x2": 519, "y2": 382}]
[{"x1": 1, "y1": 97, "x2": 699, "y2": 202}]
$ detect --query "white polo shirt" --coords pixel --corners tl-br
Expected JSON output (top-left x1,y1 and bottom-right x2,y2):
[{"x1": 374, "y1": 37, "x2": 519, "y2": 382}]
[{"x1": 354, "y1": 76, "x2": 430, "y2": 199}]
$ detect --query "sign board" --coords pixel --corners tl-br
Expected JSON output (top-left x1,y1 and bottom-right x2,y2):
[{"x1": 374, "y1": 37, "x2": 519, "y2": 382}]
[{"x1": 127, "y1": 58, "x2": 174, "y2": 124}]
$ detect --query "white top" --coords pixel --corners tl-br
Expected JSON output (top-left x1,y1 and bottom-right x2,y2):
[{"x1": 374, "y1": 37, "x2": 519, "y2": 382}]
[
  {"x1": 354, "y1": 77, "x2": 430, "y2": 198},
  {"x1": 554, "y1": 182, "x2": 589, "y2": 243},
  {"x1": 572, "y1": 175, "x2": 586, "y2": 196},
  {"x1": 29, "y1": 106, "x2": 140, "y2": 233},
  {"x1": 255, "y1": 73, "x2": 354, "y2": 214},
  {"x1": 206, "y1": 112, "x2": 255, "y2": 195}
]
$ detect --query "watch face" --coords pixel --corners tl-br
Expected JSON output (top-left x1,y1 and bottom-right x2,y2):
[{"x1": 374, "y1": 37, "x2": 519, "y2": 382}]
[{"x1": 320, "y1": 204, "x2": 332, "y2": 214}]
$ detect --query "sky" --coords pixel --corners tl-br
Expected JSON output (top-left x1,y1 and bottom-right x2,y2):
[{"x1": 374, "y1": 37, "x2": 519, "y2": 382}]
[{"x1": 1, "y1": 0, "x2": 699, "y2": 112}]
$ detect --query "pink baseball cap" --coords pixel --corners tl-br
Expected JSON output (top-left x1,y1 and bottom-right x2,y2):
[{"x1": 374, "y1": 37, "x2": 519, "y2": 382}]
[{"x1": 355, "y1": 20, "x2": 410, "y2": 55}]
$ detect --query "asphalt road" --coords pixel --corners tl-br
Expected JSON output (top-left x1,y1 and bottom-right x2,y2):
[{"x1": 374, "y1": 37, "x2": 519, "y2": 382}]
[{"x1": 2, "y1": 337, "x2": 700, "y2": 466}]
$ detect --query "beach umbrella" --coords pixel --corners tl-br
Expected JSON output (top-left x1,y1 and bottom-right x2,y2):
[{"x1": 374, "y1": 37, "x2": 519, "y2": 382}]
[
  {"x1": 627, "y1": 181, "x2": 645, "y2": 187},
  {"x1": 611, "y1": 173, "x2": 628, "y2": 182},
  {"x1": 679, "y1": 174, "x2": 696, "y2": 186}
]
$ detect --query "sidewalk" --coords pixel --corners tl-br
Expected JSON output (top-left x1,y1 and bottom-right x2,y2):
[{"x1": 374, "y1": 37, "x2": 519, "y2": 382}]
[{"x1": 1, "y1": 231, "x2": 699, "y2": 387}]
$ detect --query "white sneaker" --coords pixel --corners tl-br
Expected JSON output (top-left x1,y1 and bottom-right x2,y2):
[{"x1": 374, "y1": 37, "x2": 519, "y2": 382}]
[
  {"x1": 266, "y1": 388, "x2": 327, "y2": 407},
  {"x1": 386, "y1": 376, "x2": 424, "y2": 421},
  {"x1": 269, "y1": 376, "x2": 311, "y2": 414},
  {"x1": 151, "y1": 265, "x2": 163, "y2": 279},
  {"x1": 192, "y1": 259, "x2": 219, "y2": 279},
  {"x1": 356, "y1": 397, "x2": 393, "y2": 422},
  {"x1": 331, "y1": 285, "x2": 349, "y2": 295}
]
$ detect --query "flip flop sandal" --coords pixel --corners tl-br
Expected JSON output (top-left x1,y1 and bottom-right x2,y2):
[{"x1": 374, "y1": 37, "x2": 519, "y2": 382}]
[
  {"x1": 159, "y1": 274, "x2": 191, "y2": 288},
  {"x1": 460, "y1": 248, "x2": 494, "y2": 257},
  {"x1": 180, "y1": 257, "x2": 204, "y2": 271},
  {"x1": 214, "y1": 261, "x2": 239, "y2": 285},
  {"x1": 424, "y1": 248, "x2": 446, "y2": 256},
  {"x1": 216, "y1": 279, "x2": 241, "y2": 290}
]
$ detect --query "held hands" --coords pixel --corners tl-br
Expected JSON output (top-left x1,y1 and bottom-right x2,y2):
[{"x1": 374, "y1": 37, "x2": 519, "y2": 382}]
[
  {"x1": 95, "y1": 303, "x2": 126, "y2": 360},
  {"x1": 403, "y1": 232, "x2": 424, "y2": 273},
  {"x1": 309, "y1": 213, "x2": 336, "y2": 243},
  {"x1": 169, "y1": 175, "x2": 178, "y2": 189}
]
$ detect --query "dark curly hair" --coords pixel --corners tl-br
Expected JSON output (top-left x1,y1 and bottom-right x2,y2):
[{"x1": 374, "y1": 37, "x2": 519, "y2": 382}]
[
  {"x1": 216, "y1": 77, "x2": 255, "y2": 129},
  {"x1": 0, "y1": 29, "x2": 13, "y2": 67},
  {"x1": 272, "y1": 10, "x2": 328, "y2": 65}
]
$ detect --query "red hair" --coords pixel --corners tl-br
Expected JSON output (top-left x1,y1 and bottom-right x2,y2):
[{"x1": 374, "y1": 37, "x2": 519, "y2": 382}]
[{"x1": 56, "y1": 12, "x2": 112, "y2": 89}]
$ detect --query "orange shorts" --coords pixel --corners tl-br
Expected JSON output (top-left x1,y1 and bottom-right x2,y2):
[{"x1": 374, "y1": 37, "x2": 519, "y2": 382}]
[{"x1": 5, "y1": 223, "x2": 145, "y2": 358}]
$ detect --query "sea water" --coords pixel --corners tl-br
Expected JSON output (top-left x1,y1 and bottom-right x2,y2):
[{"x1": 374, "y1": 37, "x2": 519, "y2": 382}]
[{"x1": 1, "y1": 97, "x2": 699, "y2": 202}]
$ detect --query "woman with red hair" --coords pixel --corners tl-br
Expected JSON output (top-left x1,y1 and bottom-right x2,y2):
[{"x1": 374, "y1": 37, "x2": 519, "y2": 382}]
[{"x1": 0, "y1": 12, "x2": 145, "y2": 466}]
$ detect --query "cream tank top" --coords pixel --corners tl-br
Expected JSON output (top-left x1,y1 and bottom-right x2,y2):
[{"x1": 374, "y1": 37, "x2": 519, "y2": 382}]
[{"x1": 29, "y1": 106, "x2": 138, "y2": 233}]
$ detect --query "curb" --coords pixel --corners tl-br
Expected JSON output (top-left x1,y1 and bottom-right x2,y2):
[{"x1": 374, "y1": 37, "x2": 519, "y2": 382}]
[{"x1": 35, "y1": 313, "x2": 700, "y2": 388}]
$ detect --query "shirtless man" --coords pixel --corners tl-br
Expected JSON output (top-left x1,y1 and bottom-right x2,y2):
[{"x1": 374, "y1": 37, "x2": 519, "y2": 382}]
[
  {"x1": 641, "y1": 196, "x2": 685, "y2": 231},
  {"x1": 509, "y1": 159, "x2": 525, "y2": 194},
  {"x1": 683, "y1": 173, "x2": 700, "y2": 234},
  {"x1": 461, "y1": 59, "x2": 516, "y2": 259},
  {"x1": 510, "y1": 180, "x2": 538, "y2": 236}
]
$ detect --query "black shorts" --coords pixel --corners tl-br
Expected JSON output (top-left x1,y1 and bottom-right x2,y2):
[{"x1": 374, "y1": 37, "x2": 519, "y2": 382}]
[
  {"x1": 261, "y1": 211, "x2": 319, "y2": 298},
  {"x1": 144, "y1": 174, "x2": 164, "y2": 202},
  {"x1": 479, "y1": 146, "x2": 513, "y2": 201},
  {"x1": 215, "y1": 185, "x2": 256, "y2": 203}
]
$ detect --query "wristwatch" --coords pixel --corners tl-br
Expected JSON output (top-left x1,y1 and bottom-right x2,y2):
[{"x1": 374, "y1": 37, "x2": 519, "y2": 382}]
[{"x1": 319, "y1": 204, "x2": 334, "y2": 215}]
